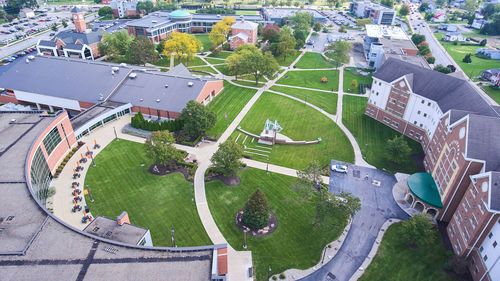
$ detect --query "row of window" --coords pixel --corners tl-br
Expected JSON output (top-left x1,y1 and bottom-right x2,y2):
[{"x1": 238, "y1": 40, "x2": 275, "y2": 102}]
[{"x1": 43, "y1": 127, "x2": 62, "y2": 156}]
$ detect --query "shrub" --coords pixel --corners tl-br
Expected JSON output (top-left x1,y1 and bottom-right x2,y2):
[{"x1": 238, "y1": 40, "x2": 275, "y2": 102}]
[
  {"x1": 426, "y1": 56, "x2": 435, "y2": 64},
  {"x1": 131, "y1": 112, "x2": 184, "y2": 132},
  {"x1": 321, "y1": 77, "x2": 327, "y2": 83},
  {"x1": 279, "y1": 273, "x2": 286, "y2": 279},
  {"x1": 479, "y1": 39, "x2": 487, "y2": 46},
  {"x1": 272, "y1": 276, "x2": 278, "y2": 280},
  {"x1": 462, "y1": 53, "x2": 472, "y2": 63}
]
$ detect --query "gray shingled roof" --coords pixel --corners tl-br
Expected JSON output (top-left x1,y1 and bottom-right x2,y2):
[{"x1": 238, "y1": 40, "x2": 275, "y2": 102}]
[
  {"x1": 374, "y1": 58, "x2": 499, "y2": 116},
  {"x1": 490, "y1": 171, "x2": 500, "y2": 212},
  {"x1": 448, "y1": 109, "x2": 474, "y2": 124},
  {"x1": 466, "y1": 114, "x2": 500, "y2": 172},
  {"x1": 54, "y1": 29, "x2": 104, "y2": 45},
  {"x1": 38, "y1": 40, "x2": 57, "y2": 47},
  {"x1": 0, "y1": 56, "x2": 130, "y2": 104},
  {"x1": 109, "y1": 70, "x2": 208, "y2": 113},
  {"x1": 64, "y1": 43, "x2": 85, "y2": 51},
  {"x1": 166, "y1": 63, "x2": 193, "y2": 77}
]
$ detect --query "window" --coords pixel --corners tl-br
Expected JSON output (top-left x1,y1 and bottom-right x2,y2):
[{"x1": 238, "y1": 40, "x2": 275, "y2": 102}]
[
  {"x1": 106, "y1": 231, "x2": 112, "y2": 237},
  {"x1": 480, "y1": 246, "x2": 484, "y2": 252},
  {"x1": 383, "y1": 117, "x2": 390, "y2": 123},
  {"x1": 489, "y1": 232, "x2": 493, "y2": 239},
  {"x1": 42, "y1": 127, "x2": 62, "y2": 156},
  {"x1": 420, "y1": 123, "x2": 423, "y2": 128},
  {"x1": 417, "y1": 110, "x2": 421, "y2": 114},
  {"x1": 414, "y1": 121, "x2": 417, "y2": 125},
  {"x1": 421, "y1": 100, "x2": 425, "y2": 104},
  {"x1": 376, "y1": 92, "x2": 379, "y2": 96},
  {"x1": 379, "y1": 82, "x2": 381, "y2": 86},
  {"x1": 409, "y1": 130, "x2": 414, "y2": 136},
  {"x1": 139, "y1": 238, "x2": 146, "y2": 246},
  {"x1": 30, "y1": 147, "x2": 52, "y2": 206},
  {"x1": 391, "y1": 98, "x2": 396, "y2": 104},
  {"x1": 493, "y1": 241, "x2": 497, "y2": 248},
  {"x1": 428, "y1": 102, "x2": 431, "y2": 106},
  {"x1": 423, "y1": 113, "x2": 427, "y2": 117},
  {"x1": 93, "y1": 227, "x2": 100, "y2": 232},
  {"x1": 484, "y1": 255, "x2": 488, "y2": 261}
]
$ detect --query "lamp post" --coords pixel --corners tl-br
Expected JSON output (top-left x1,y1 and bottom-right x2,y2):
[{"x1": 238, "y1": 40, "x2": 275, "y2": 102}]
[
  {"x1": 268, "y1": 265, "x2": 272, "y2": 280},
  {"x1": 266, "y1": 158, "x2": 269, "y2": 174},
  {"x1": 243, "y1": 229, "x2": 247, "y2": 249},
  {"x1": 113, "y1": 126, "x2": 118, "y2": 141},
  {"x1": 90, "y1": 153, "x2": 96, "y2": 167},
  {"x1": 190, "y1": 182, "x2": 193, "y2": 202},
  {"x1": 171, "y1": 229, "x2": 176, "y2": 247}
]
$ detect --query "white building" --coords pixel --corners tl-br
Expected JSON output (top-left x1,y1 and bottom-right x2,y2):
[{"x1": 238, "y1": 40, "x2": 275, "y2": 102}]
[
  {"x1": 350, "y1": 0, "x2": 396, "y2": 25},
  {"x1": 19, "y1": 8, "x2": 35, "y2": 19},
  {"x1": 474, "y1": 218, "x2": 500, "y2": 280},
  {"x1": 472, "y1": 19, "x2": 490, "y2": 29},
  {"x1": 443, "y1": 32, "x2": 467, "y2": 42}
]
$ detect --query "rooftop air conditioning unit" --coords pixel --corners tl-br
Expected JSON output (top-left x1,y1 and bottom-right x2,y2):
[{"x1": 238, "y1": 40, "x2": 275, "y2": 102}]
[
  {"x1": 164, "y1": 84, "x2": 168, "y2": 88},
  {"x1": 120, "y1": 63, "x2": 127, "y2": 67},
  {"x1": 129, "y1": 73, "x2": 137, "y2": 79},
  {"x1": 188, "y1": 82, "x2": 194, "y2": 87},
  {"x1": 112, "y1": 66, "x2": 119, "y2": 72},
  {"x1": 27, "y1": 55, "x2": 35, "y2": 60},
  {"x1": 217, "y1": 14, "x2": 221, "y2": 18},
  {"x1": 139, "y1": 98, "x2": 144, "y2": 102},
  {"x1": 152, "y1": 20, "x2": 157, "y2": 23},
  {"x1": 156, "y1": 99, "x2": 160, "y2": 103},
  {"x1": 9, "y1": 119, "x2": 16, "y2": 124}
]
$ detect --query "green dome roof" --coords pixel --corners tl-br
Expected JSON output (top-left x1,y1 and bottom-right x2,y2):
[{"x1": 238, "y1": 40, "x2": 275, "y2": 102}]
[
  {"x1": 408, "y1": 173, "x2": 443, "y2": 208},
  {"x1": 169, "y1": 9, "x2": 191, "y2": 18}
]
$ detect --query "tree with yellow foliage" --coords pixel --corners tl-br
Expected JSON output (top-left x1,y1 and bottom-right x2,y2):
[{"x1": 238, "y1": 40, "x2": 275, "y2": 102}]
[
  {"x1": 162, "y1": 31, "x2": 202, "y2": 65},
  {"x1": 209, "y1": 16, "x2": 235, "y2": 49}
]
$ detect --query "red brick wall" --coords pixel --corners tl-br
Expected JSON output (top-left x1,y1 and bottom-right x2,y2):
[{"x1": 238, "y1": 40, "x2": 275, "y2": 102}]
[
  {"x1": 403, "y1": 48, "x2": 418, "y2": 56},
  {"x1": 55, "y1": 38, "x2": 66, "y2": 56},
  {"x1": 131, "y1": 106, "x2": 180, "y2": 119},
  {"x1": 0, "y1": 92, "x2": 18, "y2": 104},
  {"x1": 384, "y1": 77, "x2": 411, "y2": 119},
  {"x1": 196, "y1": 80, "x2": 224, "y2": 103},
  {"x1": 88, "y1": 42, "x2": 100, "y2": 57},
  {"x1": 127, "y1": 26, "x2": 136, "y2": 37},
  {"x1": 468, "y1": 249, "x2": 490, "y2": 281},
  {"x1": 78, "y1": 101, "x2": 96, "y2": 111}
]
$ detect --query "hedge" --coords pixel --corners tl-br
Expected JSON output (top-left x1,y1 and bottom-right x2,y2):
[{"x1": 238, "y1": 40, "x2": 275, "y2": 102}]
[{"x1": 131, "y1": 112, "x2": 184, "y2": 132}]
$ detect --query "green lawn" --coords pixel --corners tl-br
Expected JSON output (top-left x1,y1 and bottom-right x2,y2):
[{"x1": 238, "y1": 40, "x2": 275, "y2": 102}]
[
  {"x1": 482, "y1": 86, "x2": 500, "y2": 104},
  {"x1": 270, "y1": 85, "x2": 337, "y2": 115},
  {"x1": 233, "y1": 92, "x2": 354, "y2": 169},
  {"x1": 206, "y1": 82, "x2": 257, "y2": 139},
  {"x1": 189, "y1": 65, "x2": 218, "y2": 74},
  {"x1": 342, "y1": 96, "x2": 423, "y2": 174},
  {"x1": 207, "y1": 51, "x2": 233, "y2": 59},
  {"x1": 205, "y1": 57, "x2": 227, "y2": 64},
  {"x1": 343, "y1": 67, "x2": 373, "y2": 94},
  {"x1": 360, "y1": 222, "x2": 454, "y2": 281},
  {"x1": 84, "y1": 140, "x2": 211, "y2": 247},
  {"x1": 435, "y1": 33, "x2": 500, "y2": 77},
  {"x1": 276, "y1": 70, "x2": 339, "y2": 91},
  {"x1": 295, "y1": 52, "x2": 337, "y2": 69},
  {"x1": 206, "y1": 168, "x2": 348, "y2": 281},
  {"x1": 153, "y1": 56, "x2": 206, "y2": 67},
  {"x1": 214, "y1": 64, "x2": 230, "y2": 75},
  {"x1": 194, "y1": 34, "x2": 211, "y2": 52},
  {"x1": 232, "y1": 80, "x2": 266, "y2": 88},
  {"x1": 276, "y1": 50, "x2": 301, "y2": 67}
]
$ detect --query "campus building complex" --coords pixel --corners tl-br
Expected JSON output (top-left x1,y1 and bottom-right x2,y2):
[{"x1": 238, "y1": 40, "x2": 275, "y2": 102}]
[
  {"x1": 349, "y1": 0, "x2": 397, "y2": 25},
  {"x1": 0, "y1": 109, "x2": 228, "y2": 281},
  {"x1": 126, "y1": 10, "x2": 263, "y2": 43},
  {"x1": 229, "y1": 19, "x2": 258, "y2": 50},
  {"x1": 37, "y1": 7, "x2": 103, "y2": 60},
  {"x1": 366, "y1": 58, "x2": 500, "y2": 281},
  {"x1": 0, "y1": 56, "x2": 223, "y2": 138},
  {"x1": 363, "y1": 24, "x2": 427, "y2": 69}
]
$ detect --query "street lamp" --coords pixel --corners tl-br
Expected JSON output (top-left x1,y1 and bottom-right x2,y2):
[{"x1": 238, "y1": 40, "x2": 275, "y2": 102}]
[
  {"x1": 190, "y1": 182, "x2": 193, "y2": 202},
  {"x1": 268, "y1": 265, "x2": 272, "y2": 279},
  {"x1": 113, "y1": 126, "x2": 118, "y2": 141},
  {"x1": 90, "y1": 152, "x2": 96, "y2": 167},
  {"x1": 266, "y1": 158, "x2": 269, "y2": 174},
  {"x1": 243, "y1": 229, "x2": 247, "y2": 249},
  {"x1": 171, "y1": 229, "x2": 176, "y2": 247}
]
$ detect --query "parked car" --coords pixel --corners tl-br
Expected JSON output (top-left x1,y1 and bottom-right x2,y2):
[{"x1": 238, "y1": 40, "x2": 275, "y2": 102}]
[
  {"x1": 331, "y1": 164, "x2": 348, "y2": 174},
  {"x1": 49, "y1": 32, "x2": 55, "y2": 36},
  {"x1": 306, "y1": 39, "x2": 314, "y2": 45}
]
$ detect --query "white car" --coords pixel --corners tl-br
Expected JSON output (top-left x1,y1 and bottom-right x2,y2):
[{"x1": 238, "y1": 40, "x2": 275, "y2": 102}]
[{"x1": 331, "y1": 164, "x2": 348, "y2": 174}]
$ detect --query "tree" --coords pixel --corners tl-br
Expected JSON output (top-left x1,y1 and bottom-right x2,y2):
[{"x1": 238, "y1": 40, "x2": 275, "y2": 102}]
[
  {"x1": 462, "y1": 53, "x2": 472, "y2": 63},
  {"x1": 94, "y1": 0, "x2": 102, "y2": 3},
  {"x1": 293, "y1": 29, "x2": 307, "y2": 49},
  {"x1": 325, "y1": 41, "x2": 352, "y2": 67},
  {"x1": 290, "y1": 12, "x2": 312, "y2": 32},
  {"x1": 209, "y1": 16, "x2": 235, "y2": 48},
  {"x1": 51, "y1": 23, "x2": 58, "y2": 32},
  {"x1": 339, "y1": 25, "x2": 346, "y2": 33},
  {"x1": 411, "y1": 34, "x2": 426, "y2": 45},
  {"x1": 242, "y1": 189, "x2": 270, "y2": 230},
  {"x1": 145, "y1": 130, "x2": 183, "y2": 167},
  {"x1": 179, "y1": 100, "x2": 216, "y2": 139},
  {"x1": 385, "y1": 135, "x2": 411, "y2": 164},
  {"x1": 210, "y1": 140, "x2": 243, "y2": 177},
  {"x1": 419, "y1": 2, "x2": 429, "y2": 12},
  {"x1": 350, "y1": 79, "x2": 358, "y2": 90},
  {"x1": 98, "y1": 30, "x2": 134, "y2": 59},
  {"x1": 5, "y1": 0, "x2": 36, "y2": 14},
  {"x1": 481, "y1": 4, "x2": 496, "y2": 20},
  {"x1": 356, "y1": 18, "x2": 372, "y2": 28},
  {"x1": 313, "y1": 22, "x2": 322, "y2": 32},
  {"x1": 136, "y1": 1, "x2": 154, "y2": 14},
  {"x1": 401, "y1": 214, "x2": 436, "y2": 247},
  {"x1": 226, "y1": 52, "x2": 244, "y2": 79},
  {"x1": 262, "y1": 24, "x2": 280, "y2": 43},
  {"x1": 417, "y1": 43, "x2": 431, "y2": 56},
  {"x1": 242, "y1": 48, "x2": 279, "y2": 84},
  {"x1": 61, "y1": 20, "x2": 68, "y2": 28},
  {"x1": 381, "y1": 0, "x2": 394, "y2": 7},
  {"x1": 463, "y1": 0, "x2": 478, "y2": 13},
  {"x1": 434, "y1": 64, "x2": 452, "y2": 74},
  {"x1": 98, "y1": 6, "x2": 113, "y2": 17},
  {"x1": 257, "y1": 22, "x2": 263, "y2": 36},
  {"x1": 275, "y1": 29, "x2": 296, "y2": 62},
  {"x1": 163, "y1": 32, "x2": 202, "y2": 65},
  {"x1": 426, "y1": 56, "x2": 435, "y2": 64},
  {"x1": 156, "y1": 39, "x2": 165, "y2": 53},
  {"x1": 479, "y1": 39, "x2": 487, "y2": 46},
  {"x1": 128, "y1": 36, "x2": 157, "y2": 65},
  {"x1": 399, "y1": 4, "x2": 410, "y2": 16}
]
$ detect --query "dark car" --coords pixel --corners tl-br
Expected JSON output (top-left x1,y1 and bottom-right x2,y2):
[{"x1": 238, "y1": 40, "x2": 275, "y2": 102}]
[{"x1": 49, "y1": 32, "x2": 55, "y2": 36}]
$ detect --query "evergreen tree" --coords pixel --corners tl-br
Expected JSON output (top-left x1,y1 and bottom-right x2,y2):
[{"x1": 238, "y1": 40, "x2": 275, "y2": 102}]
[{"x1": 242, "y1": 189, "x2": 270, "y2": 229}]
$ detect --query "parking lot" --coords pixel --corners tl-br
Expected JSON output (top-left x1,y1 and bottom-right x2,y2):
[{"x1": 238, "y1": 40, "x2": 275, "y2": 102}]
[{"x1": 302, "y1": 160, "x2": 409, "y2": 281}]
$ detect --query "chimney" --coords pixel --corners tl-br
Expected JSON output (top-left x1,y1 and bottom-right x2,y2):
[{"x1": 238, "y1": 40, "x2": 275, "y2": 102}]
[{"x1": 116, "y1": 211, "x2": 130, "y2": 225}]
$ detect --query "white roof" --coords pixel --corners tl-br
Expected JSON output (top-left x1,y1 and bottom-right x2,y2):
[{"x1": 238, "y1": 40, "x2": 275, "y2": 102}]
[
  {"x1": 365, "y1": 24, "x2": 409, "y2": 40},
  {"x1": 230, "y1": 32, "x2": 249, "y2": 41},
  {"x1": 231, "y1": 20, "x2": 258, "y2": 30}
]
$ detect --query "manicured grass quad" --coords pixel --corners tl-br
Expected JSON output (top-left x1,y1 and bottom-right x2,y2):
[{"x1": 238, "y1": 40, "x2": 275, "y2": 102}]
[
  {"x1": 205, "y1": 57, "x2": 227, "y2": 65},
  {"x1": 207, "y1": 51, "x2": 234, "y2": 59},
  {"x1": 193, "y1": 34, "x2": 212, "y2": 52},
  {"x1": 343, "y1": 68, "x2": 373, "y2": 94},
  {"x1": 482, "y1": 86, "x2": 500, "y2": 105},
  {"x1": 214, "y1": 64, "x2": 230, "y2": 75},
  {"x1": 188, "y1": 65, "x2": 218, "y2": 74},
  {"x1": 295, "y1": 52, "x2": 337, "y2": 69},
  {"x1": 84, "y1": 140, "x2": 211, "y2": 247},
  {"x1": 276, "y1": 70, "x2": 340, "y2": 91},
  {"x1": 206, "y1": 168, "x2": 348, "y2": 281},
  {"x1": 232, "y1": 80, "x2": 266, "y2": 88},
  {"x1": 359, "y1": 222, "x2": 454, "y2": 281},
  {"x1": 206, "y1": 82, "x2": 257, "y2": 139},
  {"x1": 342, "y1": 96, "x2": 423, "y2": 174},
  {"x1": 153, "y1": 56, "x2": 206, "y2": 67},
  {"x1": 276, "y1": 50, "x2": 301, "y2": 67},
  {"x1": 270, "y1": 85, "x2": 338, "y2": 115},
  {"x1": 234, "y1": 92, "x2": 354, "y2": 169},
  {"x1": 435, "y1": 33, "x2": 500, "y2": 77}
]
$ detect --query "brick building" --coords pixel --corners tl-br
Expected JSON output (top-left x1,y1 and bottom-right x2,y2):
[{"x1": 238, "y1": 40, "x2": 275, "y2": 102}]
[
  {"x1": 366, "y1": 58, "x2": 500, "y2": 281},
  {"x1": 229, "y1": 19, "x2": 258, "y2": 50},
  {"x1": 0, "y1": 56, "x2": 223, "y2": 125},
  {"x1": 36, "y1": 7, "x2": 103, "y2": 60}
]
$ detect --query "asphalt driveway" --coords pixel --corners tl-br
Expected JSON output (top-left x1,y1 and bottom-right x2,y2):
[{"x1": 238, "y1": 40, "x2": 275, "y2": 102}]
[{"x1": 300, "y1": 160, "x2": 409, "y2": 281}]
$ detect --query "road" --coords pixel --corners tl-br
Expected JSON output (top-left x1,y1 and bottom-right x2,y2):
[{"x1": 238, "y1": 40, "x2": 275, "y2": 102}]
[
  {"x1": 408, "y1": 7, "x2": 454, "y2": 67},
  {"x1": 0, "y1": 13, "x2": 98, "y2": 59}
]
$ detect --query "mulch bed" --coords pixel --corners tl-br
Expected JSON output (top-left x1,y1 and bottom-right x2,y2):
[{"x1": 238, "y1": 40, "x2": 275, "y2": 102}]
[
  {"x1": 235, "y1": 209, "x2": 278, "y2": 237},
  {"x1": 148, "y1": 163, "x2": 193, "y2": 182},
  {"x1": 205, "y1": 167, "x2": 248, "y2": 186}
]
